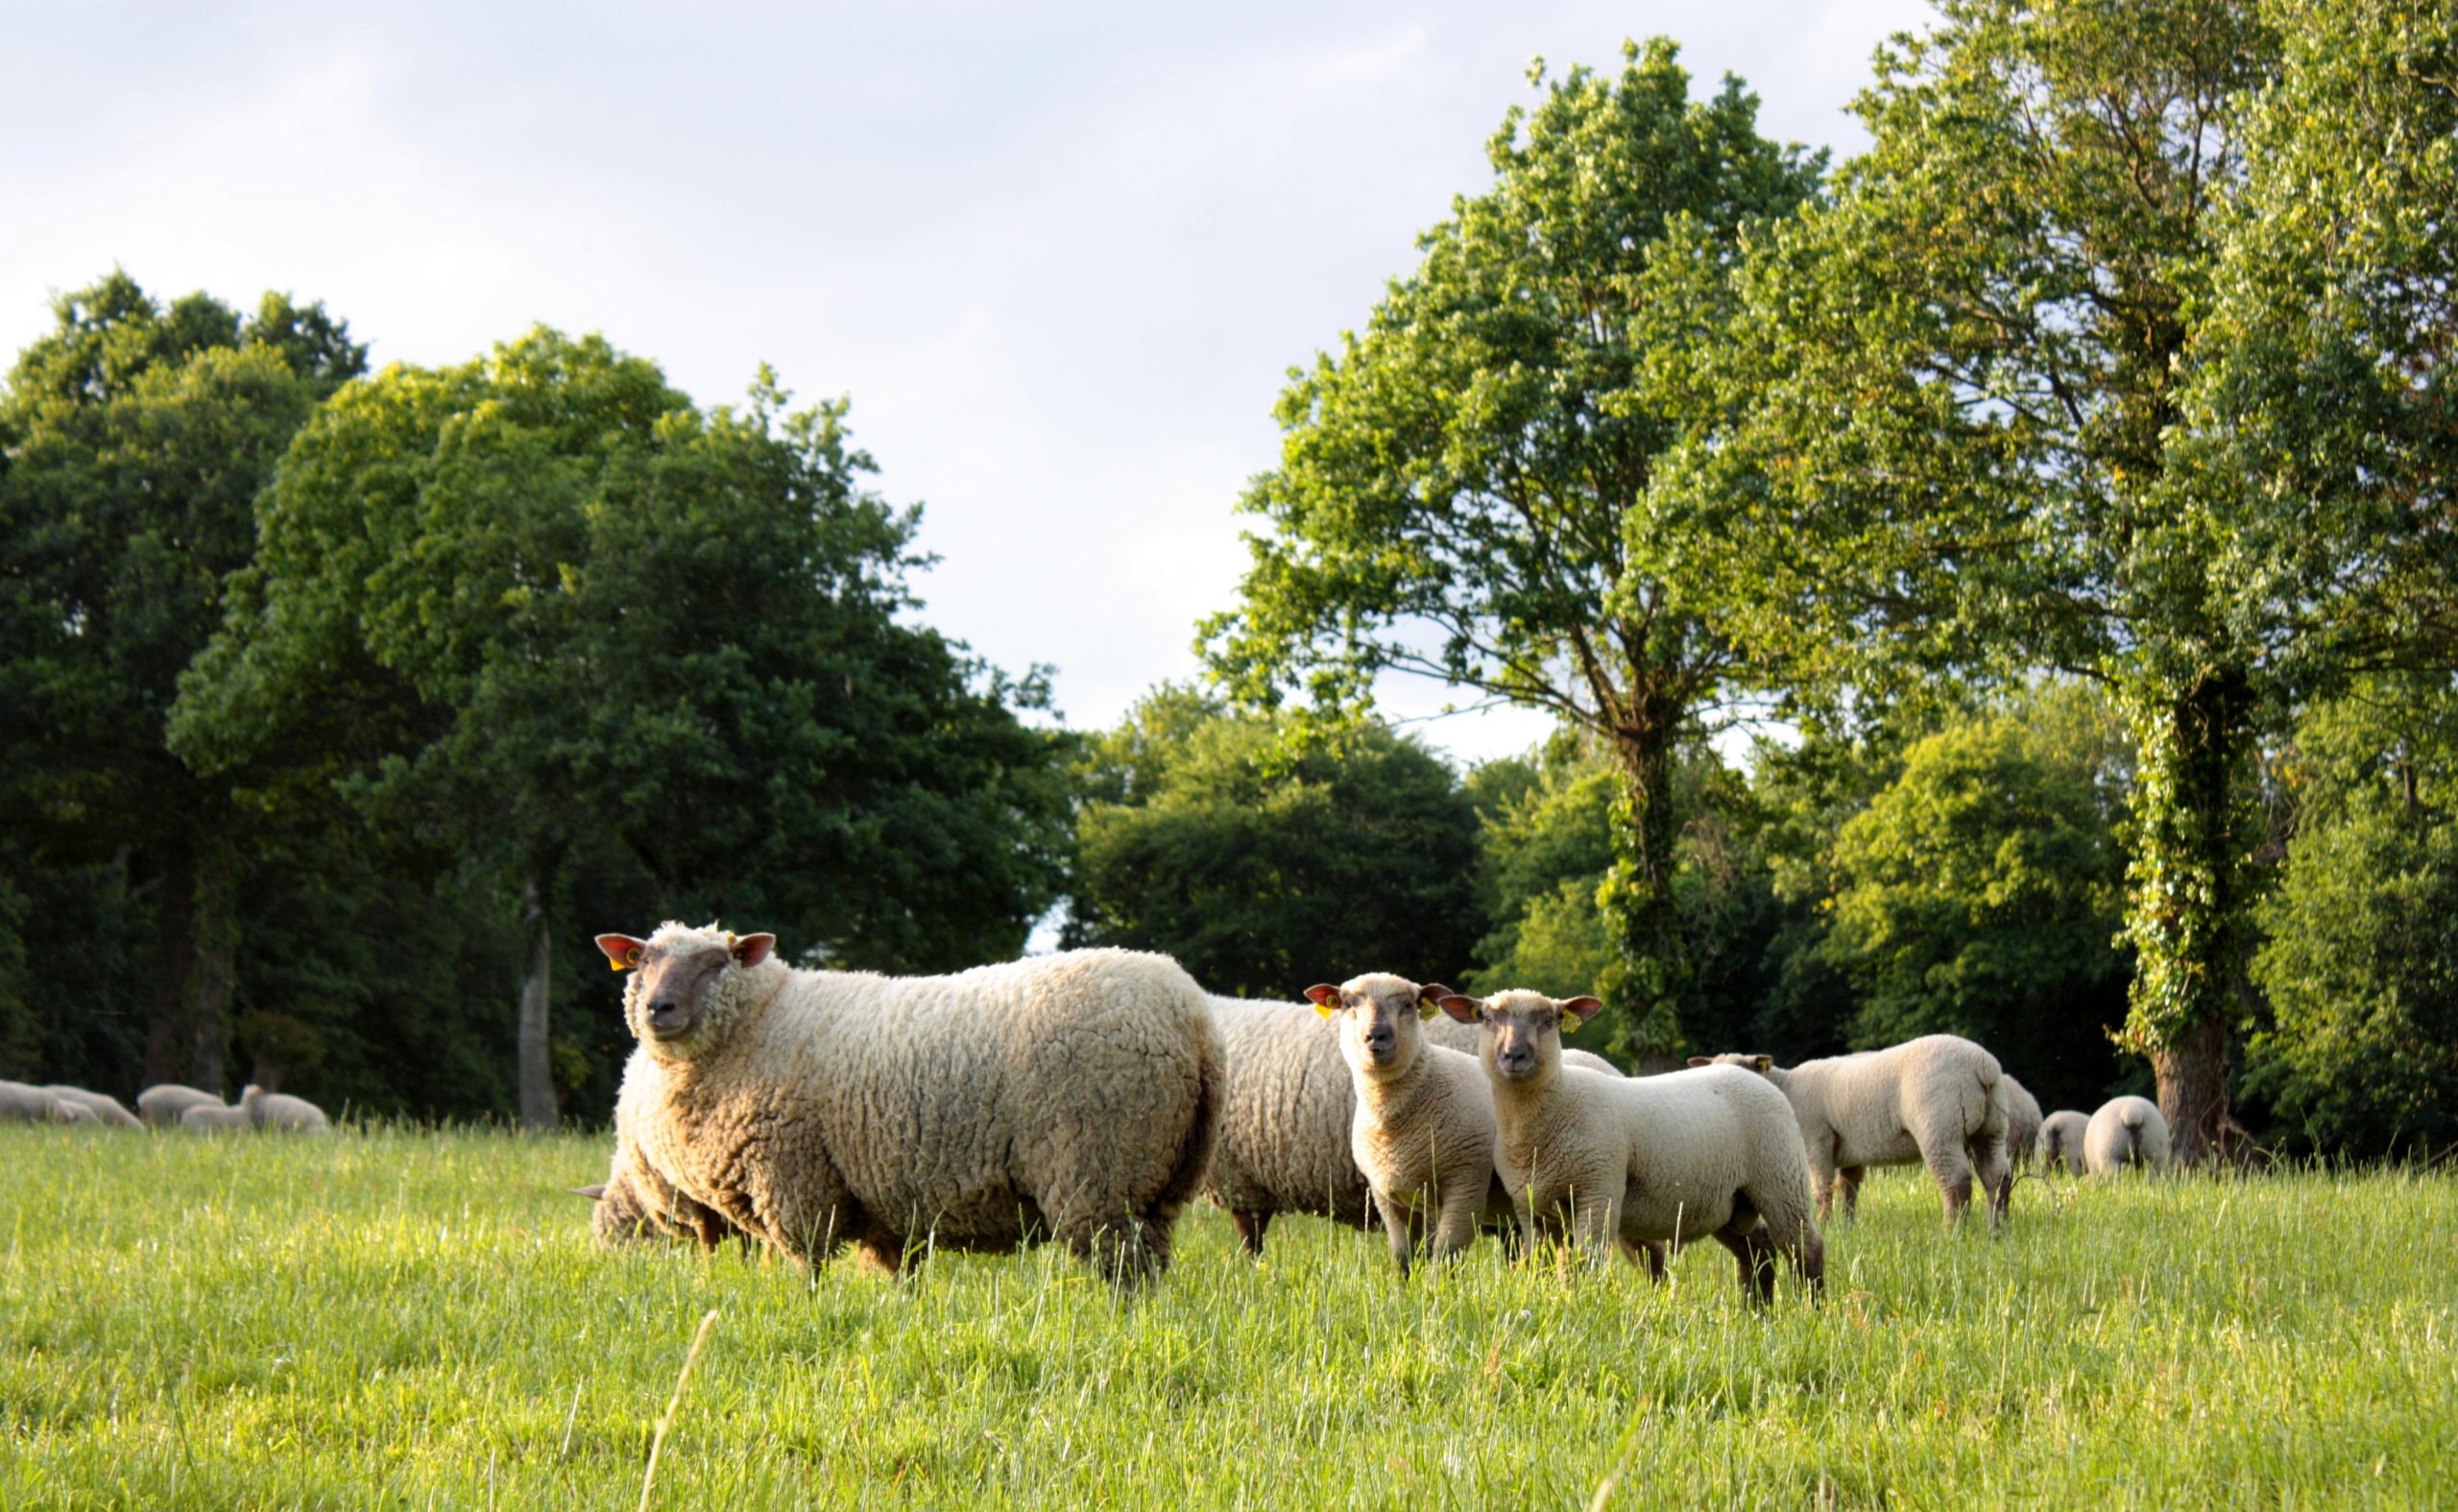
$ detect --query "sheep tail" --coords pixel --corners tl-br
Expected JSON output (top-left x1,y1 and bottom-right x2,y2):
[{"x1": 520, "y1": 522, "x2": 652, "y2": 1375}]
[{"x1": 1968, "y1": 1063, "x2": 2008, "y2": 1143}]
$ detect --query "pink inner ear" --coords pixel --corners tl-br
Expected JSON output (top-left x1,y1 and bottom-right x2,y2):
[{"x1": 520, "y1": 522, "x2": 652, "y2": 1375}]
[
  {"x1": 1302, "y1": 984, "x2": 1340, "y2": 1007},
  {"x1": 733, "y1": 933, "x2": 776, "y2": 968},
  {"x1": 1437, "y1": 995, "x2": 1482, "y2": 1024},
  {"x1": 594, "y1": 934, "x2": 646, "y2": 966}
]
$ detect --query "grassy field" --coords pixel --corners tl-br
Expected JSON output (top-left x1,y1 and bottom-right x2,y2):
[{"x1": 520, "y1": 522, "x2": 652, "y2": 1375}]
[{"x1": 1, "y1": 1126, "x2": 2450, "y2": 1509}]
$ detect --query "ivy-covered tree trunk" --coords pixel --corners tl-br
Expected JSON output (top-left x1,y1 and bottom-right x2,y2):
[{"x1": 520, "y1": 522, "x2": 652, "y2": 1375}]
[
  {"x1": 517, "y1": 875, "x2": 558, "y2": 1131},
  {"x1": 2120, "y1": 666, "x2": 2253, "y2": 1166},
  {"x1": 1598, "y1": 685, "x2": 1688, "y2": 1057}
]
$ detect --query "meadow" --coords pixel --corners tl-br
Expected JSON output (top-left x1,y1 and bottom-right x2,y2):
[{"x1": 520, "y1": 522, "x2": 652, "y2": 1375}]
[{"x1": 1, "y1": 1125, "x2": 2450, "y2": 1509}]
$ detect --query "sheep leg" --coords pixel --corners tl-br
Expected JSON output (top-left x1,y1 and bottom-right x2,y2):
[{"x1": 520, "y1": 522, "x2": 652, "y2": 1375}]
[
  {"x1": 1921, "y1": 1140, "x2": 1976, "y2": 1228},
  {"x1": 1373, "y1": 1190, "x2": 1416, "y2": 1279},
  {"x1": 1805, "y1": 1138, "x2": 1841, "y2": 1221},
  {"x1": 1229, "y1": 1210, "x2": 1272, "y2": 1259},
  {"x1": 1836, "y1": 1165, "x2": 1865, "y2": 1221},
  {"x1": 1429, "y1": 1176, "x2": 1485, "y2": 1267},
  {"x1": 1714, "y1": 1224, "x2": 1780, "y2": 1305},
  {"x1": 1971, "y1": 1135, "x2": 2012, "y2": 1233},
  {"x1": 1571, "y1": 1191, "x2": 1620, "y2": 1271},
  {"x1": 1617, "y1": 1239, "x2": 1668, "y2": 1283}
]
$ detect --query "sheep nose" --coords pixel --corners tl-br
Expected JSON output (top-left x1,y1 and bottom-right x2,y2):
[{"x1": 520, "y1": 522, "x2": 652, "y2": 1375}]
[{"x1": 648, "y1": 998, "x2": 685, "y2": 1028}]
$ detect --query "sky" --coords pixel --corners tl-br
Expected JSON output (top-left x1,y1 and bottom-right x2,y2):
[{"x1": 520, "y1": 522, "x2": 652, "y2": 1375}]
[{"x1": 0, "y1": 0, "x2": 1934, "y2": 767}]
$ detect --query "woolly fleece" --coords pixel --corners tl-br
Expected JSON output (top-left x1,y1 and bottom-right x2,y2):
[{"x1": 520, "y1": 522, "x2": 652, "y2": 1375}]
[
  {"x1": 615, "y1": 924, "x2": 1222, "y2": 1287},
  {"x1": 2084, "y1": 1095, "x2": 2172, "y2": 1174},
  {"x1": 2036, "y1": 1110, "x2": 2090, "y2": 1174},
  {"x1": 136, "y1": 1084, "x2": 224, "y2": 1128},
  {"x1": 2000, "y1": 1075, "x2": 2043, "y2": 1171},
  {"x1": 43, "y1": 1086, "x2": 142, "y2": 1129}
]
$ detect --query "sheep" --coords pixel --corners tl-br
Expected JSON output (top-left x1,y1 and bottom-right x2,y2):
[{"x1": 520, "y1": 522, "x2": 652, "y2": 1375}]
[
  {"x1": 43, "y1": 1086, "x2": 143, "y2": 1129},
  {"x1": 241, "y1": 1085, "x2": 331, "y2": 1133},
  {"x1": 181, "y1": 1101, "x2": 255, "y2": 1133},
  {"x1": 1306, "y1": 974, "x2": 1512, "y2": 1276},
  {"x1": 1694, "y1": 1034, "x2": 2013, "y2": 1230},
  {"x1": 2001, "y1": 1075, "x2": 2043, "y2": 1171},
  {"x1": 1200, "y1": 994, "x2": 1624, "y2": 1258},
  {"x1": 2036, "y1": 1110, "x2": 2090, "y2": 1174},
  {"x1": 595, "y1": 923, "x2": 1221, "y2": 1289},
  {"x1": 1446, "y1": 989, "x2": 1822, "y2": 1301},
  {"x1": 2084, "y1": 1095, "x2": 2171, "y2": 1175},
  {"x1": 137, "y1": 1084, "x2": 225, "y2": 1128},
  {"x1": 582, "y1": 1099, "x2": 744, "y2": 1250},
  {"x1": 0, "y1": 1080, "x2": 66, "y2": 1123}
]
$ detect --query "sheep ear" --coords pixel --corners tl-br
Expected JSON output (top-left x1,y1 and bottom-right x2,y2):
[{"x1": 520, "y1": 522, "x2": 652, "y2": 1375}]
[
  {"x1": 1559, "y1": 996, "x2": 1604, "y2": 1030},
  {"x1": 595, "y1": 934, "x2": 646, "y2": 972},
  {"x1": 1303, "y1": 984, "x2": 1340, "y2": 1017},
  {"x1": 732, "y1": 933, "x2": 776, "y2": 968},
  {"x1": 1436, "y1": 994, "x2": 1482, "y2": 1024},
  {"x1": 1686, "y1": 1056, "x2": 1713, "y2": 1068},
  {"x1": 1415, "y1": 982, "x2": 1455, "y2": 1018},
  {"x1": 1751, "y1": 1054, "x2": 1772, "y2": 1074},
  {"x1": 572, "y1": 1185, "x2": 607, "y2": 1201}
]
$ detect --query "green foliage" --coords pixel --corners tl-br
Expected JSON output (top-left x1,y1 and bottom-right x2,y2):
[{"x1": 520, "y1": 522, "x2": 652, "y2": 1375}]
[
  {"x1": 5, "y1": 1128, "x2": 2455, "y2": 1505},
  {"x1": 2249, "y1": 680, "x2": 2458, "y2": 1156},
  {"x1": 1068, "y1": 697, "x2": 1482, "y2": 998},
  {"x1": 1203, "y1": 39, "x2": 1823, "y2": 1046},
  {"x1": 1823, "y1": 708, "x2": 2131, "y2": 1112}
]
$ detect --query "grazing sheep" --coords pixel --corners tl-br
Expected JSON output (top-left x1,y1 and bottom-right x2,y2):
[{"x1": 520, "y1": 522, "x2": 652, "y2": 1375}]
[
  {"x1": 2001, "y1": 1075, "x2": 2043, "y2": 1171},
  {"x1": 1307, "y1": 974, "x2": 1510, "y2": 1276},
  {"x1": 1448, "y1": 990, "x2": 1822, "y2": 1301},
  {"x1": 137, "y1": 1084, "x2": 225, "y2": 1128},
  {"x1": 596, "y1": 923, "x2": 1221, "y2": 1289},
  {"x1": 1201, "y1": 995, "x2": 1622, "y2": 1259},
  {"x1": 181, "y1": 1101, "x2": 255, "y2": 1133},
  {"x1": 1695, "y1": 1034, "x2": 2013, "y2": 1230},
  {"x1": 43, "y1": 1086, "x2": 143, "y2": 1129},
  {"x1": 2037, "y1": 1110, "x2": 2090, "y2": 1174},
  {"x1": 241, "y1": 1085, "x2": 330, "y2": 1133},
  {"x1": 1, "y1": 1080, "x2": 66, "y2": 1123},
  {"x1": 2084, "y1": 1095, "x2": 2171, "y2": 1175}
]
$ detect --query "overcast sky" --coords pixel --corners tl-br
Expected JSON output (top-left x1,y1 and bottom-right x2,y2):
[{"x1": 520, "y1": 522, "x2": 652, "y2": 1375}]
[{"x1": 2, "y1": 0, "x2": 1933, "y2": 766}]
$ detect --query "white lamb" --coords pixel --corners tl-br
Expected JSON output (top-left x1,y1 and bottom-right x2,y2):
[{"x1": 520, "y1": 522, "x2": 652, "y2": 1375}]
[
  {"x1": 2084, "y1": 1095, "x2": 2171, "y2": 1175},
  {"x1": 1445, "y1": 990, "x2": 1822, "y2": 1301},
  {"x1": 241, "y1": 1085, "x2": 331, "y2": 1133},
  {"x1": 43, "y1": 1086, "x2": 143, "y2": 1129},
  {"x1": 1696, "y1": 1034, "x2": 2013, "y2": 1230},
  {"x1": 136, "y1": 1084, "x2": 225, "y2": 1128},
  {"x1": 2036, "y1": 1110, "x2": 2090, "y2": 1175}
]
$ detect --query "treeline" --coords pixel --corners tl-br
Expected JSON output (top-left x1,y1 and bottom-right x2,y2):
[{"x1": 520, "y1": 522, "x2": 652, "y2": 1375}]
[{"x1": 5, "y1": 0, "x2": 2454, "y2": 1158}]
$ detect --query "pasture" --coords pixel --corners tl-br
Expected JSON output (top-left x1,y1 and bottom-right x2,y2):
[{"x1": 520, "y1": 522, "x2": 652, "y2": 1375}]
[{"x1": 1, "y1": 1126, "x2": 2450, "y2": 1508}]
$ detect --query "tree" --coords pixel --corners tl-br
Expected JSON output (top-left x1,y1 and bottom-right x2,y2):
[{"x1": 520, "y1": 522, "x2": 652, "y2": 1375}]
[
  {"x1": 1067, "y1": 694, "x2": 1484, "y2": 999},
  {"x1": 1648, "y1": 0, "x2": 2396, "y2": 1161},
  {"x1": 174, "y1": 329, "x2": 1071, "y2": 1126},
  {"x1": 1202, "y1": 40, "x2": 1822, "y2": 1051},
  {"x1": 1822, "y1": 708, "x2": 2132, "y2": 1113},
  {"x1": 0, "y1": 271, "x2": 363, "y2": 1091},
  {"x1": 2248, "y1": 679, "x2": 2458, "y2": 1157}
]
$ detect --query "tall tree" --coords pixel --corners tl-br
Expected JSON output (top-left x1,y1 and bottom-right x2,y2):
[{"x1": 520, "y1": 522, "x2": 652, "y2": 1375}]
[
  {"x1": 174, "y1": 329, "x2": 1071, "y2": 1126},
  {"x1": 1649, "y1": 0, "x2": 2335, "y2": 1160},
  {"x1": 0, "y1": 271, "x2": 363, "y2": 1091},
  {"x1": 1202, "y1": 40, "x2": 1822, "y2": 1051}
]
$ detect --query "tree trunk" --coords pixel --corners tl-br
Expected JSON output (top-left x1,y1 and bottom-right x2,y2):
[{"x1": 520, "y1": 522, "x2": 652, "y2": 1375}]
[
  {"x1": 2121, "y1": 666, "x2": 2251, "y2": 1166},
  {"x1": 187, "y1": 831, "x2": 239, "y2": 1092},
  {"x1": 518, "y1": 875, "x2": 559, "y2": 1131},
  {"x1": 141, "y1": 834, "x2": 198, "y2": 1090},
  {"x1": 1600, "y1": 687, "x2": 1688, "y2": 1055}
]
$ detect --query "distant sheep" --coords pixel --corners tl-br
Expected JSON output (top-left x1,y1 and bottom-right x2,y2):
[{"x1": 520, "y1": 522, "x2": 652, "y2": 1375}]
[
  {"x1": 2037, "y1": 1110, "x2": 2090, "y2": 1175},
  {"x1": 1697, "y1": 1034, "x2": 2012, "y2": 1229},
  {"x1": 2084, "y1": 1095, "x2": 2171, "y2": 1175},
  {"x1": 1307, "y1": 974, "x2": 1509, "y2": 1276},
  {"x1": 181, "y1": 1101, "x2": 255, "y2": 1133},
  {"x1": 0, "y1": 1081, "x2": 67, "y2": 1123},
  {"x1": 1453, "y1": 990, "x2": 1822, "y2": 1301},
  {"x1": 241, "y1": 1085, "x2": 330, "y2": 1133},
  {"x1": 2001, "y1": 1075, "x2": 2043, "y2": 1171},
  {"x1": 596, "y1": 923, "x2": 1221, "y2": 1288},
  {"x1": 43, "y1": 1086, "x2": 143, "y2": 1129},
  {"x1": 137, "y1": 1084, "x2": 225, "y2": 1128}
]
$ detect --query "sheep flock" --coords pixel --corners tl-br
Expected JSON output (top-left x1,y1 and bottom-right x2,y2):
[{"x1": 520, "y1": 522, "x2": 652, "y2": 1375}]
[{"x1": 10, "y1": 919, "x2": 2185, "y2": 1300}]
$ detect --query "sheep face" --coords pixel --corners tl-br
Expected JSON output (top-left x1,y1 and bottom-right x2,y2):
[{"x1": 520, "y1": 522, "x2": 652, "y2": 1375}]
[
  {"x1": 596, "y1": 925, "x2": 777, "y2": 1053},
  {"x1": 1438, "y1": 990, "x2": 1602, "y2": 1083},
  {"x1": 1305, "y1": 974, "x2": 1452, "y2": 1080}
]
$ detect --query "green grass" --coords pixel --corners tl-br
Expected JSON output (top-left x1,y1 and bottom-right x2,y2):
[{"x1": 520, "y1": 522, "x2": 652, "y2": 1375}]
[{"x1": 1, "y1": 1126, "x2": 2451, "y2": 1508}]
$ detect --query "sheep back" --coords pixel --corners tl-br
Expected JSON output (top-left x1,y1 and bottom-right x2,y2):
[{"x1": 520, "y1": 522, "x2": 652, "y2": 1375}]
[
  {"x1": 43, "y1": 1086, "x2": 143, "y2": 1128},
  {"x1": 0, "y1": 1080, "x2": 64, "y2": 1123},
  {"x1": 2084, "y1": 1095, "x2": 2171, "y2": 1174},
  {"x1": 2000, "y1": 1075, "x2": 2043, "y2": 1169},
  {"x1": 136, "y1": 1084, "x2": 225, "y2": 1128},
  {"x1": 2037, "y1": 1110, "x2": 2090, "y2": 1174}
]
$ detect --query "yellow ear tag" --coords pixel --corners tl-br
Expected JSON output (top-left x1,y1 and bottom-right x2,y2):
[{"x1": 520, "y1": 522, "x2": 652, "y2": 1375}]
[
  {"x1": 1313, "y1": 1001, "x2": 1336, "y2": 1020},
  {"x1": 1559, "y1": 1014, "x2": 1580, "y2": 1035},
  {"x1": 617, "y1": 947, "x2": 641, "y2": 972},
  {"x1": 1417, "y1": 999, "x2": 1438, "y2": 1020}
]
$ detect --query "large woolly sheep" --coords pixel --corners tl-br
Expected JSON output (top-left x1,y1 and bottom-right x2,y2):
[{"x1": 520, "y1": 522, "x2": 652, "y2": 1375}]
[
  {"x1": 2084, "y1": 1095, "x2": 2171, "y2": 1175},
  {"x1": 241, "y1": 1085, "x2": 330, "y2": 1133},
  {"x1": 181, "y1": 1101, "x2": 255, "y2": 1132},
  {"x1": 2036, "y1": 1110, "x2": 2090, "y2": 1174},
  {"x1": 136, "y1": 1084, "x2": 225, "y2": 1128},
  {"x1": 1200, "y1": 996, "x2": 1620, "y2": 1257},
  {"x1": 1446, "y1": 990, "x2": 1823, "y2": 1301},
  {"x1": 2001, "y1": 1075, "x2": 2043, "y2": 1171},
  {"x1": 1696, "y1": 1035, "x2": 2013, "y2": 1230},
  {"x1": 594, "y1": 924, "x2": 1221, "y2": 1288},
  {"x1": 1304, "y1": 974, "x2": 1510, "y2": 1276},
  {"x1": 43, "y1": 1086, "x2": 143, "y2": 1129}
]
